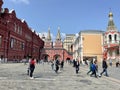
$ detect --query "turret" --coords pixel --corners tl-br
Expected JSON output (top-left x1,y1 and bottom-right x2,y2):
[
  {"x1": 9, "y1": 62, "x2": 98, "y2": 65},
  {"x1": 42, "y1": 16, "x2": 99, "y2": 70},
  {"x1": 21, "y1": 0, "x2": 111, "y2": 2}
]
[
  {"x1": 47, "y1": 27, "x2": 52, "y2": 41},
  {"x1": 44, "y1": 27, "x2": 53, "y2": 48},
  {"x1": 54, "y1": 26, "x2": 63, "y2": 48},
  {"x1": 56, "y1": 27, "x2": 61, "y2": 41}
]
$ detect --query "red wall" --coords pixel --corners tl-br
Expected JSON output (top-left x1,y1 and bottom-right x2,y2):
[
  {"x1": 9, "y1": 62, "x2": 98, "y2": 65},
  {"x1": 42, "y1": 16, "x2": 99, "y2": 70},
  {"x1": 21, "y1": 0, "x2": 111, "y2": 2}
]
[{"x1": 0, "y1": 1, "x2": 44, "y2": 61}]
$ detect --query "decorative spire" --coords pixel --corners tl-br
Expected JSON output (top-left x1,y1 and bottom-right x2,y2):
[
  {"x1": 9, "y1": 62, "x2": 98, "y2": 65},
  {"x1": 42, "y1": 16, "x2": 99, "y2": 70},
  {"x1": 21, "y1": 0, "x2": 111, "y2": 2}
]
[
  {"x1": 56, "y1": 26, "x2": 61, "y2": 41},
  {"x1": 107, "y1": 11, "x2": 117, "y2": 31},
  {"x1": 47, "y1": 27, "x2": 51, "y2": 41}
]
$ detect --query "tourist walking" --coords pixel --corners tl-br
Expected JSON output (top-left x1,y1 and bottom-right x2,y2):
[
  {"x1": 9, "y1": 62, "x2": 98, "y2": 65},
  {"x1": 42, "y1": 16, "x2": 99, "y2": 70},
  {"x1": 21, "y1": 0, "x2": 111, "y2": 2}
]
[
  {"x1": 109, "y1": 58, "x2": 112, "y2": 66},
  {"x1": 55, "y1": 58, "x2": 60, "y2": 73},
  {"x1": 94, "y1": 59, "x2": 101, "y2": 77},
  {"x1": 73, "y1": 59, "x2": 76, "y2": 67},
  {"x1": 60, "y1": 60, "x2": 64, "y2": 70},
  {"x1": 87, "y1": 59, "x2": 93, "y2": 75},
  {"x1": 51, "y1": 59, "x2": 54, "y2": 70},
  {"x1": 90, "y1": 60, "x2": 97, "y2": 78},
  {"x1": 27, "y1": 58, "x2": 31, "y2": 75},
  {"x1": 100, "y1": 58, "x2": 109, "y2": 77},
  {"x1": 75, "y1": 60, "x2": 80, "y2": 74},
  {"x1": 29, "y1": 58, "x2": 36, "y2": 79}
]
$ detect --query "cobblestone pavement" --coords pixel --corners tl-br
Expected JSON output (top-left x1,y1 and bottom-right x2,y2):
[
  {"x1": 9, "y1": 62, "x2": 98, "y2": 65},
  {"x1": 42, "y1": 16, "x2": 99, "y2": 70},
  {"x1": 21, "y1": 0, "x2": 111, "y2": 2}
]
[{"x1": 0, "y1": 63, "x2": 120, "y2": 90}]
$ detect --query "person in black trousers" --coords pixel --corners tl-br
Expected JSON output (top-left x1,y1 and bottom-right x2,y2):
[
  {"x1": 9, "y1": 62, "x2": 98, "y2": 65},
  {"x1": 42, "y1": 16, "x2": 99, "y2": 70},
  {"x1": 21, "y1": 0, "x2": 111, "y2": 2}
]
[
  {"x1": 100, "y1": 58, "x2": 109, "y2": 77},
  {"x1": 90, "y1": 60, "x2": 97, "y2": 78},
  {"x1": 29, "y1": 58, "x2": 36, "y2": 79},
  {"x1": 60, "y1": 60, "x2": 64, "y2": 70},
  {"x1": 75, "y1": 60, "x2": 80, "y2": 74},
  {"x1": 55, "y1": 59, "x2": 60, "y2": 73}
]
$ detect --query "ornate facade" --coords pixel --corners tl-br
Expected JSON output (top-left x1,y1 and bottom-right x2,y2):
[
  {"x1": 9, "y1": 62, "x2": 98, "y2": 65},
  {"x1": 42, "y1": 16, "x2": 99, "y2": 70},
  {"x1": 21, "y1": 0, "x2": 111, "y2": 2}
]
[
  {"x1": 0, "y1": 0, "x2": 44, "y2": 62},
  {"x1": 73, "y1": 11, "x2": 120, "y2": 63},
  {"x1": 103, "y1": 12, "x2": 120, "y2": 60},
  {"x1": 41, "y1": 27, "x2": 73, "y2": 61}
]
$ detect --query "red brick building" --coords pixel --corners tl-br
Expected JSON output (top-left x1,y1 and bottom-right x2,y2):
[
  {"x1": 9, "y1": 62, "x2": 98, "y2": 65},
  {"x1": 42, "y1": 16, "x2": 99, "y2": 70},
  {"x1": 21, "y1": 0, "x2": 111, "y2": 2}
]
[
  {"x1": 0, "y1": 0, "x2": 44, "y2": 62},
  {"x1": 41, "y1": 27, "x2": 73, "y2": 61}
]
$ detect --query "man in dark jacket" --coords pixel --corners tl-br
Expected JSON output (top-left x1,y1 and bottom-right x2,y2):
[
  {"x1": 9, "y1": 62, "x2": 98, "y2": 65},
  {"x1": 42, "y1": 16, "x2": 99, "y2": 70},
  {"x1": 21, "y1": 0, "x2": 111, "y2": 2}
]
[
  {"x1": 100, "y1": 58, "x2": 109, "y2": 77},
  {"x1": 75, "y1": 60, "x2": 80, "y2": 74},
  {"x1": 55, "y1": 59, "x2": 60, "y2": 73}
]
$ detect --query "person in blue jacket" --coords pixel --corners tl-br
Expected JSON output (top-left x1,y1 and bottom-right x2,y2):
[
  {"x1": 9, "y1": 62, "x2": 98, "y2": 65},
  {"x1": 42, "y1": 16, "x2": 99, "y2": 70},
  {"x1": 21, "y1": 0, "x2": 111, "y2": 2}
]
[{"x1": 90, "y1": 60, "x2": 97, "y2": 78}]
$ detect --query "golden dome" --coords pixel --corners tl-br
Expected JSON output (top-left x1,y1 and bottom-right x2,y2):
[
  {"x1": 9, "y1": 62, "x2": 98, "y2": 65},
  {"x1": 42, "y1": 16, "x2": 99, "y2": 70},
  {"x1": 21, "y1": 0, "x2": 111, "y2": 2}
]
[{"x1": 109, "y1": 12, "x2": 113, "y2": 17}]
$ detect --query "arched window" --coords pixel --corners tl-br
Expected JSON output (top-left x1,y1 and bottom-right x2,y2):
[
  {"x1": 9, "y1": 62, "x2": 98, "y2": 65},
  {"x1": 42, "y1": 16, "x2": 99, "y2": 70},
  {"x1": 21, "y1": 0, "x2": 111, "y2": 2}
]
[
  {"x1": 109, "y1": 35, "x2": 112, "y2": 42},
  {"x1": 114, "y1": 34, "x2": 117, "y2": 41}
]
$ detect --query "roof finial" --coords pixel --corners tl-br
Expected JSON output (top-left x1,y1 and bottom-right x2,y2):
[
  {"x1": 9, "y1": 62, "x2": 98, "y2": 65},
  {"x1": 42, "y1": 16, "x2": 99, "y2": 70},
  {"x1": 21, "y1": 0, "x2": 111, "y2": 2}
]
[
  {"x1": 47, "y1": 26, "x2": 51, "y2": 41},
  {"x1": 56, "y1": 26, "x2": 61, "y2": 41},
  {"x1": 109, "y1": 8, "x2": 113, "y2": 17}
]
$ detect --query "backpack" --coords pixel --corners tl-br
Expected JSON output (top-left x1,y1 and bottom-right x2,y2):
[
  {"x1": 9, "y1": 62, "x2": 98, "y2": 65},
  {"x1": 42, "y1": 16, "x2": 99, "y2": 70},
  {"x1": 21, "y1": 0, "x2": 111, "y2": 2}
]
[
  {"x1": 91, "y1": 64, "x2": 96, "y2": 71},
  {"x1": 56, "y1": 60, "x2": 59, "y2": 65}
]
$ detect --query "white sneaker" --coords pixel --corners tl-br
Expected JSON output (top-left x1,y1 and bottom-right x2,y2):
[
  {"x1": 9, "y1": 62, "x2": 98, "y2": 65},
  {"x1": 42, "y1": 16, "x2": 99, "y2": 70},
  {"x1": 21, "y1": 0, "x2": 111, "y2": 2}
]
[{"x1": 30, "y1": 77, "x2": 34, "y2": 79}]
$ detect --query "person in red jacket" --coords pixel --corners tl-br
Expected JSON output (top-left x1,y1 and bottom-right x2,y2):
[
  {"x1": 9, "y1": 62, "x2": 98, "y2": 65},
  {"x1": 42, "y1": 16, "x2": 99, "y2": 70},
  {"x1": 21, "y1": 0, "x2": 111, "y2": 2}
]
[{"x1": 29, "y1": 58, "x2": 36, "y2": 79}]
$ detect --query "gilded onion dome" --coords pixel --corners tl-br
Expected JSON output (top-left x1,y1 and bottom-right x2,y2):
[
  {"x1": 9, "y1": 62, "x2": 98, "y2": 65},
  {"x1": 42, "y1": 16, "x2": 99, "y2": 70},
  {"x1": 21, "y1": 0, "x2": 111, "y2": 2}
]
[{"x1": 107, "y1": 11, "x2": 117, "y2": 31}]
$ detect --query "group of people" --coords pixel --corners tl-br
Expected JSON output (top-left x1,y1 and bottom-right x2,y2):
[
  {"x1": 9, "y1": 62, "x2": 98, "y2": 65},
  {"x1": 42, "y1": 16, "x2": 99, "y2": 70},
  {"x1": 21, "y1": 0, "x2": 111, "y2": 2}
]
[
  {"x1": 27, "y1": 57, "x2": 65, "y2": 79},
  {"x1": 109, "y1": 59, "x2": 120, "y2": 67},
  {"x1": 27, "y1": 57, "x2": 110, "y2": 79},
  {"x1": 72, "y1": 57, "x2": 109, "y2": 78},
  {"x1": 51, "y1": 59, "x2": 64, "y2": 73},
  {"x1": 87, "y1": 58, "x2": 109, "y2": 78}
]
